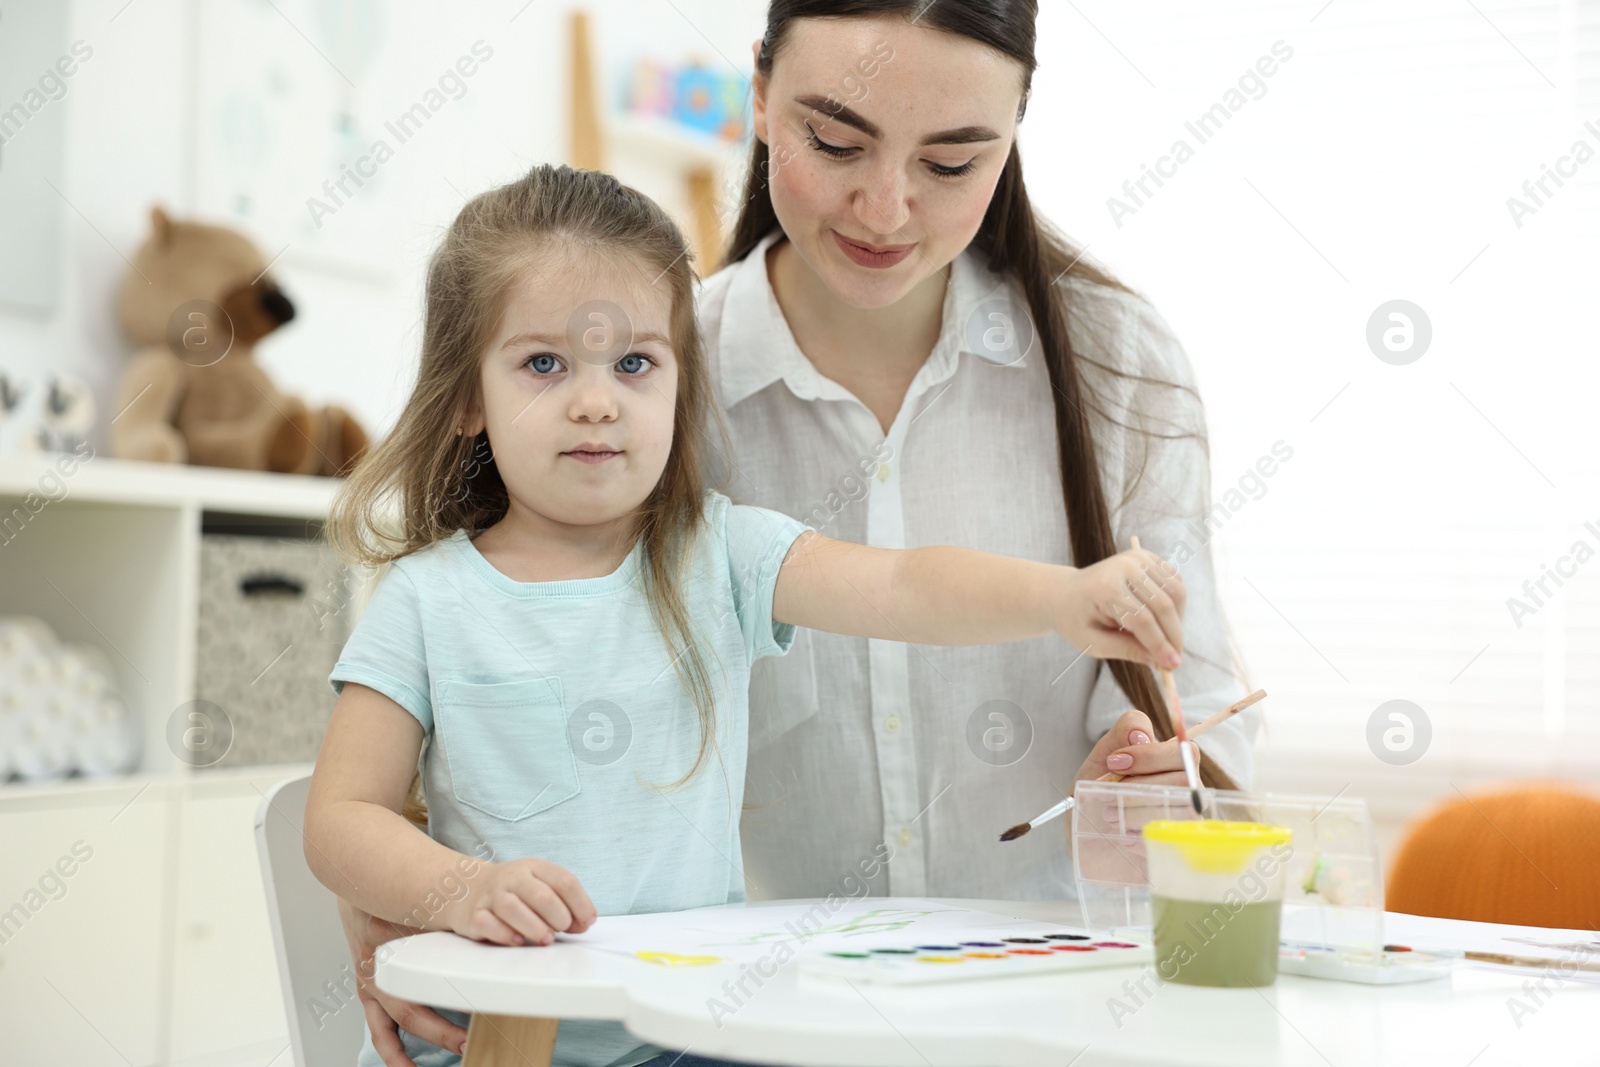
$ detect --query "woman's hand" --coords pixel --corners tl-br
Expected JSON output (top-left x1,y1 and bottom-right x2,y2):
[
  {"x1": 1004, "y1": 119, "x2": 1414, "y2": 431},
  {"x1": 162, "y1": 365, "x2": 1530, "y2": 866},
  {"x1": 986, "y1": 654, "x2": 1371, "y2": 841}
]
[
  {"x1": 1053, "y1": 548, "x2": 1186, "y2": 670},
  {"x1": 444, "y1": 858, "x2": 598, "y2": 946},
  {"x1": 338, "y1": 897, "x2": 468, "y2": 1066},
  {"x1": 1073, "y1": 709, "x2": 1204, "y2": 839},
  {"x1": 1074, "y1": 708, "x2": 1197, "y2": 788}
]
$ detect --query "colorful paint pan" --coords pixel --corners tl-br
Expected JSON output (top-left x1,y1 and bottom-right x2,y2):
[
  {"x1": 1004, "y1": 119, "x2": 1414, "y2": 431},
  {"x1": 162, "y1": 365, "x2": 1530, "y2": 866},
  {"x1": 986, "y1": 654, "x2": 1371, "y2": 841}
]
[{"x1": 800, "y1": 929, "x2": 1151, "y2": 986}]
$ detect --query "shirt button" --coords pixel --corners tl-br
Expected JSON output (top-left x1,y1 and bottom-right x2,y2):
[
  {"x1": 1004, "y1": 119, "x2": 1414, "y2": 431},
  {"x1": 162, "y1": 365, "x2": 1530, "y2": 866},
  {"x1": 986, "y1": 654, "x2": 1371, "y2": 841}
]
[
  {"x1": 897, "y1": 828, "x2": 913, "y2": 847},
  {"x1": 876, "y1": 463, "x2": 891, "y2": 481},
  {"x1": 884, "y1": 715, "x2": 902, "y2": 733}
]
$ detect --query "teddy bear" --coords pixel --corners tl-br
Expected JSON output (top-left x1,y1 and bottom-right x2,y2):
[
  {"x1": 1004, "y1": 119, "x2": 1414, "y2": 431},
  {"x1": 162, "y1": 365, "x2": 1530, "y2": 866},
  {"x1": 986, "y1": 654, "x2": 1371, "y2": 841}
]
[{"x1": 110, "y1": 207, "x2": 368, "y2": 476}]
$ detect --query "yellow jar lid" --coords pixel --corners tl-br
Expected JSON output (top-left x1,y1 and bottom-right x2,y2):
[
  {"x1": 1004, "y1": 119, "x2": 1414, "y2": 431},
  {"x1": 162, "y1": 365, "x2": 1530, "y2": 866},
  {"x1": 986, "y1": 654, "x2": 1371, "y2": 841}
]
[{"x1": 1141, "y1": 820, "x2": 1292, "y2": 873}]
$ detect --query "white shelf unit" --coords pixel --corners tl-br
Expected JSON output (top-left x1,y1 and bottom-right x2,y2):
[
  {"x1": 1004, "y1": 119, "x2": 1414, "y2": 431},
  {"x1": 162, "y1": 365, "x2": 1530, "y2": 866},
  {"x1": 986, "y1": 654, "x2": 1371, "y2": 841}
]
[
  {"x1": 0, "y1": 453, "x2": 351, "y2": 1067},
  {"x1": 0, "y1": 453, "x2": 341, "y2": 784}
]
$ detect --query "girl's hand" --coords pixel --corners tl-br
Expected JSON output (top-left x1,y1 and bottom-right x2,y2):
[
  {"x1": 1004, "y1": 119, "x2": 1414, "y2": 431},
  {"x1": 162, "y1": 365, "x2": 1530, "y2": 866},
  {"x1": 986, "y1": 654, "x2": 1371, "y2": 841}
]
[
  {"x1": 338, "y1": 897, "x2": 468, "y2": 1066},
  {"x1": 1054, "y1": 547, "x2": 1185, "y2": 669},
  {"x1": 445, "y1": 858, "x2": 598, "y2": 946}
]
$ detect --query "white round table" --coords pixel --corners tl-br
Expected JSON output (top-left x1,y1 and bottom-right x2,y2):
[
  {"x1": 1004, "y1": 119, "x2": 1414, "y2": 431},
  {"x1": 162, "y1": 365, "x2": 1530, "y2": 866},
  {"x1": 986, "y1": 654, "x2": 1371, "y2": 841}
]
[{"x1": 376, "y1": 897, "x2": 1594, "y2": 1066}]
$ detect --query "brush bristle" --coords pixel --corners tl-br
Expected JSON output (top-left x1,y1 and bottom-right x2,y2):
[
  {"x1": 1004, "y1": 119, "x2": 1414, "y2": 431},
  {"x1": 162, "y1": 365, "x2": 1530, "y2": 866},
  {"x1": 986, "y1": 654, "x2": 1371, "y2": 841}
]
[{"x1": 999, "y1": 822, "x2": 1032, "y2": 842}]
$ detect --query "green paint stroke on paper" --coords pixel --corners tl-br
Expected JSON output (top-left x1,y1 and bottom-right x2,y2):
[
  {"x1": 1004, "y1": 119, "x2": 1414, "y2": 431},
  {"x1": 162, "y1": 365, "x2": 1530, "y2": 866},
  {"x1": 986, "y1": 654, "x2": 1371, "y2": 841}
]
[{"x1": 710, "y1": 908, "x2": 963, "y2": 947}]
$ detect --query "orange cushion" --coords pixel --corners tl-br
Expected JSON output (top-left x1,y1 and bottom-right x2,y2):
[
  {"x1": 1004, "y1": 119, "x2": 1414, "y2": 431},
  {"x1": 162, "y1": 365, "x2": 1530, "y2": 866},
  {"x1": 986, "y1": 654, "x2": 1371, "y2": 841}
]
[{"x1": 1387, "y1": 783, "x2": 1600, "y2": 929}]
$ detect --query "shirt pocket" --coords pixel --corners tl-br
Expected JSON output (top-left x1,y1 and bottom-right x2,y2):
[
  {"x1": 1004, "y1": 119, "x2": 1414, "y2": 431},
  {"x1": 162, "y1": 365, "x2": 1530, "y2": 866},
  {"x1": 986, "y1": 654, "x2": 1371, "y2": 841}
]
[{"x1": 434, "y1": 677, "x2": 581, "y2": 821}]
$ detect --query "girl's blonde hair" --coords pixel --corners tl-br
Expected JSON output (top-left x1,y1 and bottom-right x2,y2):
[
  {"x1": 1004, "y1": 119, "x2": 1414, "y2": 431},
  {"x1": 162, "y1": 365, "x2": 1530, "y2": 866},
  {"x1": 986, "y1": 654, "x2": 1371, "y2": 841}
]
[{"x1": 328, "y1": 164, "x2": 722, "y2": 796}]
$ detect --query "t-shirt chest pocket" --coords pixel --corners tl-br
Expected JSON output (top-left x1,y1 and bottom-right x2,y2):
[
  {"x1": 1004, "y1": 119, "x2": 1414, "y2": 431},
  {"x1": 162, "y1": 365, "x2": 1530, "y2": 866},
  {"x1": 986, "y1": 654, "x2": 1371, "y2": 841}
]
[{"x1": 434, "y1": 677, "x2": 581, "y2": 821}]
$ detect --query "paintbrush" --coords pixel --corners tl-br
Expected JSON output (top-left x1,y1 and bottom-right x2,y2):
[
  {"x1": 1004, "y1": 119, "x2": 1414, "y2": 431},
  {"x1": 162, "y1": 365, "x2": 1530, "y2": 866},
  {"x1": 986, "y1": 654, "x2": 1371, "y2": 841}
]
[
  {"x1": 998, "y1": 689, "x2": 1266, "y2": 841},
  {"x1": 998, "y1": 796, "x2": 1078, "y2": 842},
  {"x1": 1126, "y1": 535, "x2": 1203, "y2": 816},
  {"x1": 1163, "y1": 667, "x2": 1203, "y2": 816},
  {"x1": 1383, "y1": 944, "x2": 1600, "y2": 973}
]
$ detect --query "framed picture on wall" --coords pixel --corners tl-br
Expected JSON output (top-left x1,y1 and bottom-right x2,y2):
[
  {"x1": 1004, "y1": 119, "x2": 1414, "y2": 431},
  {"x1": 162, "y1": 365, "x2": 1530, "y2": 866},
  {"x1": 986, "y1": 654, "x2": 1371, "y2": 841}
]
[{"x1": 0, "y1": 2, "x2": 71, "y2": 313}]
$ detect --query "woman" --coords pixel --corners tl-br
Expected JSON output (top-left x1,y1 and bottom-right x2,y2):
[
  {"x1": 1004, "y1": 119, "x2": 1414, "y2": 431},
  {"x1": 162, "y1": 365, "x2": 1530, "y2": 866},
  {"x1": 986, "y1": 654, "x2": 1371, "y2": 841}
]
[{"x1": 347, "y1": 2, "x2": 1257, "y2": 1062}]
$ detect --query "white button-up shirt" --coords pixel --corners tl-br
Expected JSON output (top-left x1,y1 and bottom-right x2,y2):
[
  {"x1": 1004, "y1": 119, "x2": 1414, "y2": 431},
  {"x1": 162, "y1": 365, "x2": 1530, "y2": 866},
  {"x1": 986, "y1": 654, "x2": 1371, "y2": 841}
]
[{"x1": 699, "y1": 231, "x2": 1258, "y2": 900}]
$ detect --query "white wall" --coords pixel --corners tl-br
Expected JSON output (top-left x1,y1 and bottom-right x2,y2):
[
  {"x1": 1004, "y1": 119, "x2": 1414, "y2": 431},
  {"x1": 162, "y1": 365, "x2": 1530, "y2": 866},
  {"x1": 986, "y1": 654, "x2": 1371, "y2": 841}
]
[
  {"x1": 0, "y1": 0, "x2": 766, "y2": 446},
  {"x1": 1024, "y1": 1, "x2": 1600, "y2": 781}
]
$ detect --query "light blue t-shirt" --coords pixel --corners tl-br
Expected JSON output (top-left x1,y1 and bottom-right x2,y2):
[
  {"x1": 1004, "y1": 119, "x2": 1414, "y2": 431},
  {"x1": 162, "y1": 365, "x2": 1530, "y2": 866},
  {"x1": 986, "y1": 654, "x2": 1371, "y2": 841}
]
[{"x1": 328, "y1": 491, "x2": 807, "y2": 1067}]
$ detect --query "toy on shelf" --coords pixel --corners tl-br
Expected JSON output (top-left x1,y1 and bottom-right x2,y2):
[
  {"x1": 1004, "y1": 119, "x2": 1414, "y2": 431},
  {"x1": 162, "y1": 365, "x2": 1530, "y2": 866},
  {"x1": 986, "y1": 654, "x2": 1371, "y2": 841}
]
[
  {"x1": 35, "y1": 374, "x2": 96, "y2": 454},
  {"x1": 109, "y1": 206, "x2": 369, "y2": 476},
  {"x1": 622, "y1": 58, "x2": 748, "y2": 143},
  {"x1": 0, "y1": 372, "x2": 27, "y2": 459},
  {"x1": 0, "y1": 373, "x2": 96, "y2": 459},
  {"x1": 0, "y1": 616, "x2": 139, "y2": 783}
]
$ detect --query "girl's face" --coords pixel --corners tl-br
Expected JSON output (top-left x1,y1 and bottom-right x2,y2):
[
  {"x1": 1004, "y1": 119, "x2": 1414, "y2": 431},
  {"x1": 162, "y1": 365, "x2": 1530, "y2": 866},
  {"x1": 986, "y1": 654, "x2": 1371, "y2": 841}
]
[
  {"x1": 470, "y1": 249, "x2": 678, "y2": 534},
  {"x1": 752, "y1": 16, "x2": 1026, "y2": 310}
]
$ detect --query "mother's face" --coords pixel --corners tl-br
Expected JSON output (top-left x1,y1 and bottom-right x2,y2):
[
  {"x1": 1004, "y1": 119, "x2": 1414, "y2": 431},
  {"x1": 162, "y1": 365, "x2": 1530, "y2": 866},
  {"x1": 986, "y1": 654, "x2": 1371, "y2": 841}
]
[{"x1": 752, "y1": 15, "x2": 1027, "y2": 310}]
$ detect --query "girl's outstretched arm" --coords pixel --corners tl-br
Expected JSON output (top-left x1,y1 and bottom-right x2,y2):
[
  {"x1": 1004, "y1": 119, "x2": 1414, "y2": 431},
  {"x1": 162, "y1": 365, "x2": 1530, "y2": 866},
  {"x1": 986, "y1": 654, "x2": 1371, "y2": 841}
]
[
  {"x1": 303, "y1": 682, "x2": 596, "y2": 946},
  {"x1": 771, "y1": 534, "x2": 1186, "y2": 670}
]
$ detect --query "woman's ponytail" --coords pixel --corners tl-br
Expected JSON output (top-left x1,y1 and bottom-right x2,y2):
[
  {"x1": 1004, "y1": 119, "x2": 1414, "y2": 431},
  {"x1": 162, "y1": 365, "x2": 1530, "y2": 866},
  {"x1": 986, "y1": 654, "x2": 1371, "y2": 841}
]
[{"x1": 980, "y1": 147, "x2": 1239, "y2": 791}]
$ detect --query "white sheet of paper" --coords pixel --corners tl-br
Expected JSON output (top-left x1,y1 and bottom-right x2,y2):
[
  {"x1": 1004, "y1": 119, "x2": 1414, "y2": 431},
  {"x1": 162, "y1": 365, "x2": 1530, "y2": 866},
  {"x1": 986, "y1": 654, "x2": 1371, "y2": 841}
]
[{"x1": 554, "y1": 897, "x2": 1083, "y2": 966}]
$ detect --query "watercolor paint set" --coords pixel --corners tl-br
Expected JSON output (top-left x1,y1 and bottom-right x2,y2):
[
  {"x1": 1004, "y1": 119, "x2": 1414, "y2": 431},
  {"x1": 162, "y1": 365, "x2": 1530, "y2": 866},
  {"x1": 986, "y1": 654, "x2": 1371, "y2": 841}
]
[
  {"x1": 1276, "y1": 941, "x2": 1457, "y2": 984},
  {"x1": 800, "y1": 931, "x2": 1152, "y2": 986}
]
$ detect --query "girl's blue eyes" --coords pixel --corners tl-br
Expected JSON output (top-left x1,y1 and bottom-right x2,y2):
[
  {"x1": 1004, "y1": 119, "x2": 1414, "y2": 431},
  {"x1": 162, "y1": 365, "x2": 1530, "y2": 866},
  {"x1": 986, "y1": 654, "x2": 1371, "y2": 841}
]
[
  {"x1": 803, "y1": 121, "x2": 977, "y2": 179},
  {"x1": 523, "y1": 353, "x2": 656, "y2": 376}
]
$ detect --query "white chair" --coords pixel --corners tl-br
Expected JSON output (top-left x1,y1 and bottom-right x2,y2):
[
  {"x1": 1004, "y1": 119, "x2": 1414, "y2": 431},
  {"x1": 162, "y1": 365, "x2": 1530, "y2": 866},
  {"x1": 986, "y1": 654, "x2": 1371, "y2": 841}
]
[{"x1": 256, "y1": 772, "x2": 367, "y2": 1067}]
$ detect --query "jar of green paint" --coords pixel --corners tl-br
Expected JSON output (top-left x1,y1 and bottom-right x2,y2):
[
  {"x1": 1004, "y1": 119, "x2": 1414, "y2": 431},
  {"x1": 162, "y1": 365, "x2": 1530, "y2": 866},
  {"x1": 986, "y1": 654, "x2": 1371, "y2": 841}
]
[{"x1": 1142, "y1": 819, "x2": 1294, "y2": 987}]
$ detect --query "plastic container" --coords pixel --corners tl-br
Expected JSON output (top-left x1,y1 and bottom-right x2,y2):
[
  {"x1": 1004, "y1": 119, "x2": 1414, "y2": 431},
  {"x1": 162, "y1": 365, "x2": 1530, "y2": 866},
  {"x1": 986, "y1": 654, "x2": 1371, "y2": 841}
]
[{"x1": 1142, "y1": 819, "x2": 1293, "y2": 987}]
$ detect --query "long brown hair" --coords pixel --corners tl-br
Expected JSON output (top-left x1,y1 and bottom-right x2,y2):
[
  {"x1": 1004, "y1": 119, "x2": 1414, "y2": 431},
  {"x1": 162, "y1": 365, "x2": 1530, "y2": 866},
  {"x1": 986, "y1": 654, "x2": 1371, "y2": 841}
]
[
  {"x1": 328, "y1": 164, "x2": 725, "y2": 805},
  {"x1": 728, "y1": 0, "x2": 1239, "y2": 790}
]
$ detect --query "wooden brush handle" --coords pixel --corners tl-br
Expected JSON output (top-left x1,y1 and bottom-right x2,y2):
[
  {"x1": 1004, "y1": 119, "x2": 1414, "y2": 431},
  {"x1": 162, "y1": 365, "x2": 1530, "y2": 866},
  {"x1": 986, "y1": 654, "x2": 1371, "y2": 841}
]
[{"x1": 1466, "y1": 951, "x2": 1600, "y2": 973}]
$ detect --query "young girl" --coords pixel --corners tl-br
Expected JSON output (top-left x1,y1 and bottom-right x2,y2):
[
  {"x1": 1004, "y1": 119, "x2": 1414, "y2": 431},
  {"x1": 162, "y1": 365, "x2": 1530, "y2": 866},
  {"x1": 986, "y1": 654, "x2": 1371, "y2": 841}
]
[{"x1": 304, "y1": 164, "x2": 1185, "y2": 1067}]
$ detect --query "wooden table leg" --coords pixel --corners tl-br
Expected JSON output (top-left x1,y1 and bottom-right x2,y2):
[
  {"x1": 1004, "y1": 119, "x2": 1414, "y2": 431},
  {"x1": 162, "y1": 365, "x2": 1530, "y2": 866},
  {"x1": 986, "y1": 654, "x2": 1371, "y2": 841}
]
[{"x1": 462, "y1": 1014, "x2": 559, "y2": 1067}]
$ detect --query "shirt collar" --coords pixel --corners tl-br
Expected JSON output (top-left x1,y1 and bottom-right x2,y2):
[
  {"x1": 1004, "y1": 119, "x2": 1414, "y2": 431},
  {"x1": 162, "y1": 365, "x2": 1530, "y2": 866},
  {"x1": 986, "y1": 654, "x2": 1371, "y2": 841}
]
[{"x1": 714, "y1": 230, "x2": 1026, "y2": 410}]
